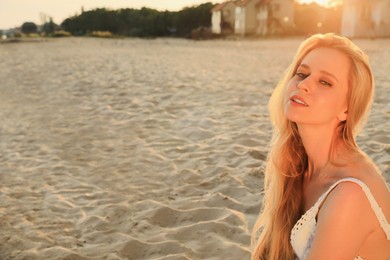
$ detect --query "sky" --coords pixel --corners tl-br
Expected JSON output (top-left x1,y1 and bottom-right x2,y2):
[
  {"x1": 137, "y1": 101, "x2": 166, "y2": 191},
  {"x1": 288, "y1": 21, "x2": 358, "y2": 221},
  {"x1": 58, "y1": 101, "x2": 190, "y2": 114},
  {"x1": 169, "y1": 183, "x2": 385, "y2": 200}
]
[{"x1": 0, "y1": 0, "x2": 220, "y2": 30}]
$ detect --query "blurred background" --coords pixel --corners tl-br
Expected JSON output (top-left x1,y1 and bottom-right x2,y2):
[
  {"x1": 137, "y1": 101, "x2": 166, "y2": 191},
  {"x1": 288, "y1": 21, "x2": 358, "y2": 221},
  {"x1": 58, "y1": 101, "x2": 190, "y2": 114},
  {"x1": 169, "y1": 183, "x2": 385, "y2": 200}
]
[{"x1": 1, "y1": 0, "x2": 389, "y2": 40}]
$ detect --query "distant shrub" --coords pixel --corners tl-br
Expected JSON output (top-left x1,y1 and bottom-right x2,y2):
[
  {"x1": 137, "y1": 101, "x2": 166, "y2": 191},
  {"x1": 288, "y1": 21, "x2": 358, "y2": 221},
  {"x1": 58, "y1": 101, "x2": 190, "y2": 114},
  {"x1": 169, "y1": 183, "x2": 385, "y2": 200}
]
[
  {"x1": 53, "y1": 30, "x2": 71, "y2": 37},
  {"x1": 90, "y1": 31, "x2": 113, "y2": 38}
]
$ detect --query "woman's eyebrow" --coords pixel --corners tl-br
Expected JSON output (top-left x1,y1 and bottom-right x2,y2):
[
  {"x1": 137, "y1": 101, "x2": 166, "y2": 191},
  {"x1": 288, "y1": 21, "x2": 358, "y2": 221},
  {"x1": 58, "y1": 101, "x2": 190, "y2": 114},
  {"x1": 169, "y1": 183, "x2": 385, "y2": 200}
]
[
  {"x1": 320, "y1": 70, "x2": 339, "y2": 82},
  {"x1": 298, "y1": 63, "x2": 339, "y2": 82}
]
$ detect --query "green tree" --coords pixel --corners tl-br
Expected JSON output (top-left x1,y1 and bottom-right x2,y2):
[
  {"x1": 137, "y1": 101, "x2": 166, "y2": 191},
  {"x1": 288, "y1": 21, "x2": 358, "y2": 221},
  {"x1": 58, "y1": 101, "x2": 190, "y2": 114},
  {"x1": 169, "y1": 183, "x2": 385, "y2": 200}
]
[
  {"x1": 175, "y1": 3, "x2": 213, "y2": 37},
  {"x1": 21, "y1": 22, "x2": 37, "y2": 34},
  {"x1": 42, "y1": 17, "x2": 57, "y2": 36}
]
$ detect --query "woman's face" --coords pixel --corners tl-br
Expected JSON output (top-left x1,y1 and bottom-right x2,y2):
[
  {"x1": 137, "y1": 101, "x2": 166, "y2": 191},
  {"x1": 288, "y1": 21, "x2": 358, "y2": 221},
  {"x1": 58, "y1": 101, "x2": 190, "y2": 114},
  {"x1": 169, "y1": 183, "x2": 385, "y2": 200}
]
[{"x1": 284, "y1": 47, "x2": 351, "y2": 127}]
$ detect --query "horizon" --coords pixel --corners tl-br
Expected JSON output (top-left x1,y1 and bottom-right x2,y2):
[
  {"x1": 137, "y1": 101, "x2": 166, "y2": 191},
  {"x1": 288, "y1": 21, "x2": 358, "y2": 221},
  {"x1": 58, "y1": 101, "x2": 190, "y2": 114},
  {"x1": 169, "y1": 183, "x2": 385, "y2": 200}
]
[
  {"x1": 0, "y1": 0, "x2": 334, "y2": 31},
  {"x1": 0, "y1": 0, "x2": 219, "y2": 30}
]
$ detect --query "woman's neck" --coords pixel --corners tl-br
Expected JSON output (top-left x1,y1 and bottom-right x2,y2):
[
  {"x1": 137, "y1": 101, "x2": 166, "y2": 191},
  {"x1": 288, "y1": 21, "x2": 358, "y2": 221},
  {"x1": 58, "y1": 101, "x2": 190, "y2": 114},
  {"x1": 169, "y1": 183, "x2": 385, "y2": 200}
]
[{"x1": 297, "y1": 124, "x2": 338, "y2": 179}]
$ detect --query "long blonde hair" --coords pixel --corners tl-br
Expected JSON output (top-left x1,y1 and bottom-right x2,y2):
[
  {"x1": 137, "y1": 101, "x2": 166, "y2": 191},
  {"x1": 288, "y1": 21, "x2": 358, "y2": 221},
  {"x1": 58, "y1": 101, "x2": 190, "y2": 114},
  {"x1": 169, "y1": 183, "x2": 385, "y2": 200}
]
[{"x1": 251, "y1": 33, "x2": 375, "y2": 260}]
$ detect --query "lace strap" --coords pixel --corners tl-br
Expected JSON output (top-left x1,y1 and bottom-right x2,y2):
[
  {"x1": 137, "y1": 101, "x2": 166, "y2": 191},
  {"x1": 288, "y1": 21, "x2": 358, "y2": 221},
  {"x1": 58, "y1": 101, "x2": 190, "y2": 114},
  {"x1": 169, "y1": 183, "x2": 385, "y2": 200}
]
[{"x1": 318, "y1": 177, "x2": 390, "y2": 240}]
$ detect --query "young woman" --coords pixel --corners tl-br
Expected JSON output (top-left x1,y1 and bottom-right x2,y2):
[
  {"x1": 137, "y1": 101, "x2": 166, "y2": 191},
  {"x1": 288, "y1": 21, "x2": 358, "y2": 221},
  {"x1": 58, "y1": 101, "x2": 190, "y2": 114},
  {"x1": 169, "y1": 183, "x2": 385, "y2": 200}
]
[{"x1": 251, "y1": 33, "x2": 390, "y2": 260}]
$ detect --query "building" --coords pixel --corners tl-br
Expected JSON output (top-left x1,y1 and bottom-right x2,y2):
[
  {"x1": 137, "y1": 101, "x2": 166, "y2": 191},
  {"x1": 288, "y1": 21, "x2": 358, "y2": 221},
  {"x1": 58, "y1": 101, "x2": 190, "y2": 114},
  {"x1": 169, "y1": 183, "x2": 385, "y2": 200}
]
[
  {"x1": 342, "y1": 0, "x2": 390, "y2": 37},
  {"x1": 234, "y1": 0, "x2": 295, "y2": 35},
  {"x1": 234, "y1": 0, "x2": 261, "y2": 35},
  {"x1": 256, "y1": 0, "x2": 295, "y2": 35},
  {"x1": 211, "y1": 0, "x2": 294, "y2": 36},
  {"x1": 211, "y1": 1, "x2": 236, "y2": 34}
]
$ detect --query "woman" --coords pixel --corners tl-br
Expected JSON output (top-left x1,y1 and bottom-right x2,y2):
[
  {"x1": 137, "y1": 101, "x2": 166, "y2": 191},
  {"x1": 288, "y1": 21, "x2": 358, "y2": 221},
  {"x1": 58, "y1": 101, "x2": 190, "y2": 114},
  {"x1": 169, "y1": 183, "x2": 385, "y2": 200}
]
[{"x1": 251, "y1": 33, "x2": 390, "y2": 259}]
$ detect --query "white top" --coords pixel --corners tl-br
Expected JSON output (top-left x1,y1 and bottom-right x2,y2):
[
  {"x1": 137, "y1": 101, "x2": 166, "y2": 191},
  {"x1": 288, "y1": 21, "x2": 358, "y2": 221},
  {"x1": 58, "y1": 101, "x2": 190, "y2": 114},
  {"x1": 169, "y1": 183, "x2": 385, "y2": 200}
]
[{"x1": 290, "y1": 177, "x2": 390, "y2": 260}]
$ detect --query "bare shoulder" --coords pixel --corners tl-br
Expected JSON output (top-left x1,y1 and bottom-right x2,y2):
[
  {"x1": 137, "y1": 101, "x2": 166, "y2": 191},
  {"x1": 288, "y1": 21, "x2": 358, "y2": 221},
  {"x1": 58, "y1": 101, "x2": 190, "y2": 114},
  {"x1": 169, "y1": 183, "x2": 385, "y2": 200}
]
[
  {"x1": 324, "y1": 181, "x2": 380, "y2": 234},
  {"x1": 307, "y1": 155, "x2": 390, "y2": 259},
  {"x1": 322, "y1": 181, "x2": 375, "y2": 217},
  {"x1": 308, "y1": 181, "x2": 378, "y2": 259},
  {"x1": 340, "y1": 156, "x2": 390, "y2": 224}
]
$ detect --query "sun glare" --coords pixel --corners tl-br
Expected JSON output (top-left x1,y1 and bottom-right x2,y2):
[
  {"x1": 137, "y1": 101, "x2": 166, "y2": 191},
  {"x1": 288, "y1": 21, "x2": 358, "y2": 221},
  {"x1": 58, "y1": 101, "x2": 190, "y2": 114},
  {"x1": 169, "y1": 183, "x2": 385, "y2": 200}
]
[{"x1": 299, "y1": 0, "x2": 334, "y2": 7}]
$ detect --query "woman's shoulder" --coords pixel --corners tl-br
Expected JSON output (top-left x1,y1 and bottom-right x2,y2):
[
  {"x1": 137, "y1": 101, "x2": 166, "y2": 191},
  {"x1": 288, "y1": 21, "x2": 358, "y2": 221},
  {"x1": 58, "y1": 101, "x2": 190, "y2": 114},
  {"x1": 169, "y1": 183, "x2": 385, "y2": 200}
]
[
  {"x1": 331, "y1": 158, "x2": 390, "y2": 233},
  {"x1": 313, "y1": 177, "x2": 390, "y2": 259},
  {"x1": 310, "y1": 176, "x2": 381, "y2": 257}
]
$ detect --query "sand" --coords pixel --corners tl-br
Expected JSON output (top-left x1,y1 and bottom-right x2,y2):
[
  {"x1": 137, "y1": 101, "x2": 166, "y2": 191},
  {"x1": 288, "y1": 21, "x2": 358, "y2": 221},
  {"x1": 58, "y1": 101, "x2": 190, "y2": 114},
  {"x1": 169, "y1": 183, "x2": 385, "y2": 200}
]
[{"x1": 0, "y1": 37, "x2": 388, "y2": 260}]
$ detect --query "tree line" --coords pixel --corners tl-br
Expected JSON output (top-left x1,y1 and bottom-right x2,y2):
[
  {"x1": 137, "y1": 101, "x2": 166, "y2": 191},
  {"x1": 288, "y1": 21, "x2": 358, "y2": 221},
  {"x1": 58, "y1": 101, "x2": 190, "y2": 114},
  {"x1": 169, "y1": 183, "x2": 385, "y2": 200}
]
[
  {"x1": 14, "y1": 2, "x2": 342, "y2": 38},
  {"x1": 61, "y1": 3, "x2": 213, "y2": 37}
]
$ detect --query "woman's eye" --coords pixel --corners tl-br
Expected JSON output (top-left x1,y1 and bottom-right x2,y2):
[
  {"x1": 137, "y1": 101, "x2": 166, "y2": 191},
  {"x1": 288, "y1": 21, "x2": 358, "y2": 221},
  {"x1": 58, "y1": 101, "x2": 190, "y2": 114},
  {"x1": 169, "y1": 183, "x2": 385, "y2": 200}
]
[
  {"x1": 296, "y1": 72, "x2": 307, "y2": 79},
  {"x1": 320, "y1": 80, "x2": 332, "y2": 87}
]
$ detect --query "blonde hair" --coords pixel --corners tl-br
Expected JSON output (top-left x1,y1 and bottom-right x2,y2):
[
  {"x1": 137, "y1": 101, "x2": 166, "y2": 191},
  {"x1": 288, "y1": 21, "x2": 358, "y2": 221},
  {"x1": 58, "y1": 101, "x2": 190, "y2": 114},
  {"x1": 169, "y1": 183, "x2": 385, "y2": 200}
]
[{"x1": 251, "y1": 33, "x2": 375, "y2": 260}]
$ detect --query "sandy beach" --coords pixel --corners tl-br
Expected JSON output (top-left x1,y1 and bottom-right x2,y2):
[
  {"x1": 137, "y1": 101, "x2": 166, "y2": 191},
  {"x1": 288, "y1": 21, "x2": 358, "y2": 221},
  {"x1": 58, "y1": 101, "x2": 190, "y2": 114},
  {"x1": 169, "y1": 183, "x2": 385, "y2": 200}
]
[{"x1": 0, "y1": 37, "x2": 388, "y2": 259}]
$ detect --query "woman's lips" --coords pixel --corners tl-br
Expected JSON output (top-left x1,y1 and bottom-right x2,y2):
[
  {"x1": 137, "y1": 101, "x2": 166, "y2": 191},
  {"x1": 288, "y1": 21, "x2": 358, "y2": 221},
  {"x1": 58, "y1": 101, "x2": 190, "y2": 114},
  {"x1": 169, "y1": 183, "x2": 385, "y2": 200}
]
[{"x1": 290, "y1": 95, "x2": 308, "y2": 106}]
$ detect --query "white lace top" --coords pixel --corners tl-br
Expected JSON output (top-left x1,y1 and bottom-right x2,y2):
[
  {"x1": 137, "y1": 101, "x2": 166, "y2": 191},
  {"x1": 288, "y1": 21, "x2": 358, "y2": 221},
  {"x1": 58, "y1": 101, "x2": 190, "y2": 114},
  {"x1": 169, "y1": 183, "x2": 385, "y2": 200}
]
[{"x1": 290, "y1": 177, "x2": 390, "y2": 260}]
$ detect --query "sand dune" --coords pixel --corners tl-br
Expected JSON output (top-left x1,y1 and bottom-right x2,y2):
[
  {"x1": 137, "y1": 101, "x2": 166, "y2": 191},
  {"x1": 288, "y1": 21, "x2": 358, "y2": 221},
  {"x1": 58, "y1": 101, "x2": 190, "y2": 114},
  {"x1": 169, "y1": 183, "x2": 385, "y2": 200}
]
[{"x1": 0, "y1": 37, "x2": 388, "y2": 259}]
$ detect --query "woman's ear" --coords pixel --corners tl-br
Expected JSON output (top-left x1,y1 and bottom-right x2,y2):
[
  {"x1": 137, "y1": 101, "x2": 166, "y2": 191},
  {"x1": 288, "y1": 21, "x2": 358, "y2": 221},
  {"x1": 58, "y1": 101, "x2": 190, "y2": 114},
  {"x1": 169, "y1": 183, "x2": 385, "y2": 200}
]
[{"x1": 338, "y1": 109, "x2": 348, "y2": 122}]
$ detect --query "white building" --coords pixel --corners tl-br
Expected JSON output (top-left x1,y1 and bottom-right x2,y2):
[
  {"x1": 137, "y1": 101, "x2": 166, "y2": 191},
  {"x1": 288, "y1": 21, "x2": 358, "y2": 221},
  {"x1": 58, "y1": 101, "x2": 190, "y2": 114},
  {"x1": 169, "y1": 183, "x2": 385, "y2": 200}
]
[
  {"x1": 212, "y1": 0, "x2": 295, "y2": 36},
  {"x1": 211, "y1": 1, "x2": 236, "y2": 34},
  {"x1": 234, "y1": 0, "x2": 261, "y2": 35}
]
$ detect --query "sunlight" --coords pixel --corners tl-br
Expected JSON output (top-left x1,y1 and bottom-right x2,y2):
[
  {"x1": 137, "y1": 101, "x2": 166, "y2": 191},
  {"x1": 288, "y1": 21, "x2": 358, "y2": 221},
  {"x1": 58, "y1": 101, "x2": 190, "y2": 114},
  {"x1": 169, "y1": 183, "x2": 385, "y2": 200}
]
[{"x1": 298, "y1": 0, "x2": 333, "y2": 7}]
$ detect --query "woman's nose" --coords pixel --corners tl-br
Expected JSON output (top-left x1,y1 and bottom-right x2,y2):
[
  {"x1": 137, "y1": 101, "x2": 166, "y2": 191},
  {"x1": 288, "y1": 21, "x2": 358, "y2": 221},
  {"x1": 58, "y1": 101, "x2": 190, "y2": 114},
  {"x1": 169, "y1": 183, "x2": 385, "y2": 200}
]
[{"x1": 297, "y1": 78, "x2": 310, "y2": 93}]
